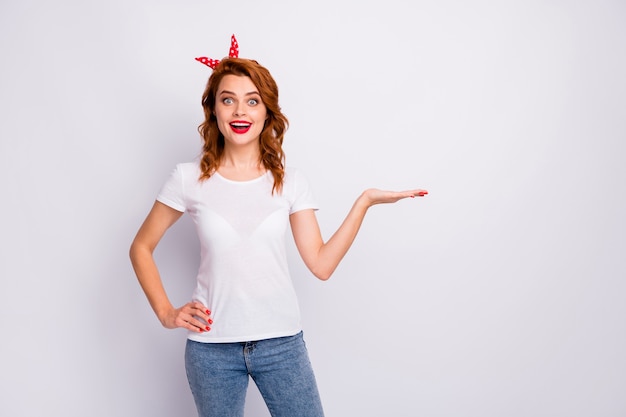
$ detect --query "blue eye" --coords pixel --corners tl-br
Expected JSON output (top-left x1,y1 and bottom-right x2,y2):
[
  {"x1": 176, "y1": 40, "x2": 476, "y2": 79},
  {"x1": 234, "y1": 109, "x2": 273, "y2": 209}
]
[
  {"x1": 223, "y1": 97, "x2": 234, "y2": 104},
  {"x1": 248, "y1": 99, "x2": 258, "y2": 106}
]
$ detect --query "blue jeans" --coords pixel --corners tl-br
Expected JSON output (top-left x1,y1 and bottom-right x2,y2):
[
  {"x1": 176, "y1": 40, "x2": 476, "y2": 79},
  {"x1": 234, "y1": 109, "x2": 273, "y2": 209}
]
[{"x1": 185, "y1": 331, "x2": 325, "y2": 417}]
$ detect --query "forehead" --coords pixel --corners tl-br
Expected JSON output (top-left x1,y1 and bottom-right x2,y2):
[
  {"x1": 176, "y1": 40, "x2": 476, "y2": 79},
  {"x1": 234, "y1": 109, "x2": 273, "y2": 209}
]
[{"x1": 217, "y1": 74, "x2": 258, "y2": 94}]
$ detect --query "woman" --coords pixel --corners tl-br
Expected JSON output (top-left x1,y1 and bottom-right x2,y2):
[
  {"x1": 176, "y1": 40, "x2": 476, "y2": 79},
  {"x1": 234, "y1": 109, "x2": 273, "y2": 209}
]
[{"x1": 130, "y1": 53, "x2": 427, "y2": 417}]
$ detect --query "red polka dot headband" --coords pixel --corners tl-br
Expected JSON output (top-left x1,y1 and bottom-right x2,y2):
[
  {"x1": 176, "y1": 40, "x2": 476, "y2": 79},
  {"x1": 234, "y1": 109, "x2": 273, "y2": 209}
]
[{"x1": 195, "y1": 34, "x2": 239, "y2": 69}]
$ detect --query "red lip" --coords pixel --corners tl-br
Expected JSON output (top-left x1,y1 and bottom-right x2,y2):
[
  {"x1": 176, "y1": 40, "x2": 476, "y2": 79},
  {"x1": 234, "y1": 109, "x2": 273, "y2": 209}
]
[{"x1": 230, "y1": 120, "x2": 252, "y2": 134}]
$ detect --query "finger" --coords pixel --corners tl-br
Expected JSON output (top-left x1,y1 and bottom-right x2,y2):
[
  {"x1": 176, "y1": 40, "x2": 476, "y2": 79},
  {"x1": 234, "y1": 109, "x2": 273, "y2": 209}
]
[
  {"x1": 189, "y1": 317, "x2": 212, "y2": 332},
  {"x1": 188, "y1": 302, "x2": 213, "y2": 328},
  {"x1": 409, "y1": 190, "x2": 428, "y2": 198},
  {"x1": 190, "y1": 301, "x2": 211, "y2": 315},
  {"x1": 189, "y1": 302, "x2": 213, "y2": 324},
  {"x1": 175, "y1": 314, "x2": 212, "y2": 333},
  {"x1": 174, "y1": 305, "x2": 211, "y2": 332}
]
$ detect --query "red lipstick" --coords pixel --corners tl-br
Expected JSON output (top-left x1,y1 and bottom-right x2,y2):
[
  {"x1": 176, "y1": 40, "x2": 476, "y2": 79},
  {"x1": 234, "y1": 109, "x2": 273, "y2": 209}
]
[{"x1": 230, "y1": 120, "x2": 251, "y2": 134}]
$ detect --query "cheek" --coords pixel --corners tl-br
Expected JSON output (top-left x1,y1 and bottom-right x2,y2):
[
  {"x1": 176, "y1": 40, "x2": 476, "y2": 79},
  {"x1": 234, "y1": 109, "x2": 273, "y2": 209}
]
[{"x1": 214, "y1": 110, "x2": 229, "y2": 125}]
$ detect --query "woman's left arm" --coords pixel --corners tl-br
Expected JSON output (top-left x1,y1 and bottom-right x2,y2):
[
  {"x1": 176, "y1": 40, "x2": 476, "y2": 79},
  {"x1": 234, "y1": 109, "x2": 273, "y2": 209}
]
[{"x1": 289, "y1": 188, "x2": 428, "y2": 281}]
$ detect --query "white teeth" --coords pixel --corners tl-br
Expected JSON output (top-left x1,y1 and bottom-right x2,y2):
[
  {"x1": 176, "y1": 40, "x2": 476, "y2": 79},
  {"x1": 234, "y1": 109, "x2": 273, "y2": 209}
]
[{"x1": 231, "y1": 123, "x2": 250, "y2": 127}]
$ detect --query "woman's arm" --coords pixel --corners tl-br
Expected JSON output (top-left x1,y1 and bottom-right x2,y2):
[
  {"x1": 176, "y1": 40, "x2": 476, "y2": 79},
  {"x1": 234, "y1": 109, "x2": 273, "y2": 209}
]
[
  {"x1": 129, "y1": 201, "x2": 212, "y2": 333},
  {"x1": 289, "y1": 188, "x2": 428, "y2": 281}
]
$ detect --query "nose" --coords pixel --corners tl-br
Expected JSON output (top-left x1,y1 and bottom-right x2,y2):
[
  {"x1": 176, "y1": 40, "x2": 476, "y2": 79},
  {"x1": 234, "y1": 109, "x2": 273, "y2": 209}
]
[{"x1": 233, "y1": 101, "x2": 246, "y2": 117}]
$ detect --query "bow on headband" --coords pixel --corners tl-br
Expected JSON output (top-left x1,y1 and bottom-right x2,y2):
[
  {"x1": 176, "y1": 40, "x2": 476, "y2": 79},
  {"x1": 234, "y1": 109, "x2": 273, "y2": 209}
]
[{"x1": 195, "y1": 34, "x2": 239, "y2": 69}]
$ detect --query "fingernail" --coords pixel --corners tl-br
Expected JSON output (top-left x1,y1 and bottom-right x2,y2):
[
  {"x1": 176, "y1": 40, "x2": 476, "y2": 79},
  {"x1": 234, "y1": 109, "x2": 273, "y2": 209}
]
[
  {"x1": 206, "y1": 310, "x2": 211, "y2": 315},
  {"x1": 208, "y1": 319, "x2": 213, "y2": 324},
  {"x1": 199, "y1": 328, "x2": 204, "y2": 332},
  {"x1": 205, "y1": 326, "x2": 211, "y2": 331}
]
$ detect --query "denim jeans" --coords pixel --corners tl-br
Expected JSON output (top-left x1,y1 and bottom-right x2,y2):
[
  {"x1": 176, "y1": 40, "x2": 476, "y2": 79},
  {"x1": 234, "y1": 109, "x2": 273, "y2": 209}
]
[{"x1": 185, "y1": 331, "x2": 325, "y2": 417}]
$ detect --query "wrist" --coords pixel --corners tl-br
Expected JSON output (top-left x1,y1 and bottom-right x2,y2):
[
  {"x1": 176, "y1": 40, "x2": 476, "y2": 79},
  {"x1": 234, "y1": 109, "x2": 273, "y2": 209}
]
[
  {"x1": 155, "y1": 304, "x2": 175, "y2": 327},
  {"x1": 356, "y1": 192, "x2": 373, "y2": 210}
]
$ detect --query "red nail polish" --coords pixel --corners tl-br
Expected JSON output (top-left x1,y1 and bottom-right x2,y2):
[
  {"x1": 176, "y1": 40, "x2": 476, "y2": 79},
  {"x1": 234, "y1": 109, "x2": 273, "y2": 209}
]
[
  {"x1": 206, "y1": 310, "x2": 211, "y2": 315},
  {"x1": 206, "y1": 326, "x2": 211, "y2": 331},
  {"x1": 208, "y1": 319, "x2": 213, "y2": 324}
]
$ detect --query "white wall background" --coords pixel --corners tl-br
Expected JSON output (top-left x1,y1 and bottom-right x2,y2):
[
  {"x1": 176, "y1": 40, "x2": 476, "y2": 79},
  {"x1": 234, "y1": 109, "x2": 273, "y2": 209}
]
[{"x1": 1, "y1": 1, "x2": 625, "y2": 416}]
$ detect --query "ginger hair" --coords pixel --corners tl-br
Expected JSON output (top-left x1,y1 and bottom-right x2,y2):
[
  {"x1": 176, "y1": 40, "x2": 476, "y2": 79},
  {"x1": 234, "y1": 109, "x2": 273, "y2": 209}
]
[{"x1": 198, "y1": 58, "x2": 288, "y2": 193}]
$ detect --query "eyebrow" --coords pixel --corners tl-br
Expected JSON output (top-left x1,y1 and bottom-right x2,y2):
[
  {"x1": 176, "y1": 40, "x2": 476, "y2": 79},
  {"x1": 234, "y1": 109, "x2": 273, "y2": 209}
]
[{"x1": 218, "y1": 90, "x2": 260, "y2": 96}]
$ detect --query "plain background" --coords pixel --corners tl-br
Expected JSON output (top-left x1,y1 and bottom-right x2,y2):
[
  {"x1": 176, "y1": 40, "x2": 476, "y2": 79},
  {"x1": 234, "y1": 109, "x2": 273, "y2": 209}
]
[{"x1": 1, "y1": 1, "x2": 625, "y2": 416}]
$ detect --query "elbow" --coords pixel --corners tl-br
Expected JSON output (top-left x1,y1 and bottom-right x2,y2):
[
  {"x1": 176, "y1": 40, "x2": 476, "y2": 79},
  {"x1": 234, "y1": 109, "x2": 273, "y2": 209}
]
[
  {"x1": 129, "y1": 242, "x2": 139, "y2": 267},
  {"x1": 129, "y1": 239, "x2": 149, "y2": 265},
  {"x1": 311, "y1": 266, "x2": 335, "y2": 281},
  {"x1": 315, "y1": 273, "x2": 332, "y2": 281},
  {"x1": 129, "y1": 239, "x2": 139, "y2": 261},
  {"x1": 303, "y1": 250, "x2": 338, "y2": 281}
]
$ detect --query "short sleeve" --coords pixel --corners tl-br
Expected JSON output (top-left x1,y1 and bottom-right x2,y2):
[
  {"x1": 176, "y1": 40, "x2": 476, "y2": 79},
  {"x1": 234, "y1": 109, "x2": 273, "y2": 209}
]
[
  {"x1": 156, "y1": 164, "x2": 187, "y2": 212},
  {"x1": 289, "y1": 168, "x2": 319, "y2": 214}
]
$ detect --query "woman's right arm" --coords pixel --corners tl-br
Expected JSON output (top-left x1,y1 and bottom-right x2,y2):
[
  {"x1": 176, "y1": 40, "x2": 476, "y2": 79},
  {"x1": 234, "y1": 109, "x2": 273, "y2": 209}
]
[{"x1": 129, "y1": 201, "x2": 212, "y2": 333}]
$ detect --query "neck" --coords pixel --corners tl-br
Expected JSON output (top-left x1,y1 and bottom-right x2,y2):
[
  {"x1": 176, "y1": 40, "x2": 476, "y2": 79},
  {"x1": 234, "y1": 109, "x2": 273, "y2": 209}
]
[
  {"x1": 221, "y1": 142, "x2": 261, "y2": 168},
  {"x1": 218, "y1": 145, "x2": 265, "y2": 180}
]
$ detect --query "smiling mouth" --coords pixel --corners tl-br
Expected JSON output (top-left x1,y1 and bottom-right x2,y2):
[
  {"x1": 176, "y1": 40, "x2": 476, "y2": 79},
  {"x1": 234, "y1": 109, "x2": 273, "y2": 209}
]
[{"x1": 230, "y1": 122, "x2": 252, "y2": 134}]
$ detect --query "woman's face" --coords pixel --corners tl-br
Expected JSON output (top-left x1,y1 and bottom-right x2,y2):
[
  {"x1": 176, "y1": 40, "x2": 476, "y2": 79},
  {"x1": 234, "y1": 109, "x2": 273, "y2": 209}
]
[{"x1": 214, "y1": 74, "x2": 267, "y2": 150}]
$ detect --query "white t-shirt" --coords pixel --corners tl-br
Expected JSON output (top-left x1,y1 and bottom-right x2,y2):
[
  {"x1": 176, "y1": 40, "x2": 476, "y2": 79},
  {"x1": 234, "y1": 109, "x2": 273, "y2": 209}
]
[{"x1": 157, "y1": 161, "x2": 318, "y2": 343}]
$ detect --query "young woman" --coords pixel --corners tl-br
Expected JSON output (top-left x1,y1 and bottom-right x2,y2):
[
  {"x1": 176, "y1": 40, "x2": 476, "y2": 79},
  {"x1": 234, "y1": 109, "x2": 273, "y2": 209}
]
[{"x1": 130, "y1": 51, "x2": 427, "y2": 417}]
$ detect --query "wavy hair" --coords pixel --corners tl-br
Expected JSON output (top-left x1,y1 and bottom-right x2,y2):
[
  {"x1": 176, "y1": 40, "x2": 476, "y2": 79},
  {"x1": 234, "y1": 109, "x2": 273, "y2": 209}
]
[{"x1": 197, "y1": 58, "x2": 289, "y2": 194}]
